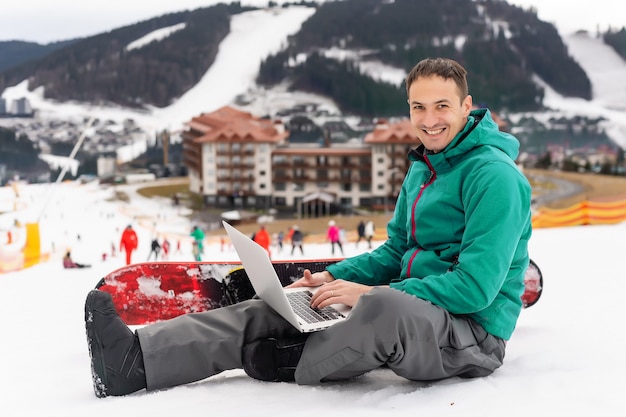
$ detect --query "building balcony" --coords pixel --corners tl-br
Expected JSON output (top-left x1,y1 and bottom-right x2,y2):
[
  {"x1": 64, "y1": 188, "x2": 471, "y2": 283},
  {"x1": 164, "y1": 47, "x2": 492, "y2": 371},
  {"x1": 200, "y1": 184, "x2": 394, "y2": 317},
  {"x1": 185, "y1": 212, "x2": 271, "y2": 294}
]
[
  {"x1": 274, "y1": 174, "x2": 292, "y2": 181},
  {"x1": 216, "y1": 189, "x2": 253, "y2": 197},
  {"x1": 218, "y1": 176, "x2": 255, "y2": 183}
]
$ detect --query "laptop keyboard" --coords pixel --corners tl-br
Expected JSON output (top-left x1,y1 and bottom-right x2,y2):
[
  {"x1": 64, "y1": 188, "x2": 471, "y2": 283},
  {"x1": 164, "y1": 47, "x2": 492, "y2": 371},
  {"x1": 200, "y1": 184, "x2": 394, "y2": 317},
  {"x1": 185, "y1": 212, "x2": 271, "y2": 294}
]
[{"x1": 287, "y1": 291, "x2": 345, "y2": 324}]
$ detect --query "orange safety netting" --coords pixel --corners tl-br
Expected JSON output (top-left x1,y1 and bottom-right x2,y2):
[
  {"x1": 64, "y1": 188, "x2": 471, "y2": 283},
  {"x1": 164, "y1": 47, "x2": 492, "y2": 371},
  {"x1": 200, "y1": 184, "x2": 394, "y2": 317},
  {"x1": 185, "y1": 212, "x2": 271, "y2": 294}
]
[{"x1": 532, "y1": 199, "x2": 626, "y2": 228}]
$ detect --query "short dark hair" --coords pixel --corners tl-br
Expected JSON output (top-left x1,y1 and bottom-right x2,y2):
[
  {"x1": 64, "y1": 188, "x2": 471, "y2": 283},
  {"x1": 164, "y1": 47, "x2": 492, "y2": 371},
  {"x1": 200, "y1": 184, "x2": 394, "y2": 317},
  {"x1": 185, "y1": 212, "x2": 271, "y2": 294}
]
[{"x1": 405, "y1": 57, "x2": 468, "y2": 100}]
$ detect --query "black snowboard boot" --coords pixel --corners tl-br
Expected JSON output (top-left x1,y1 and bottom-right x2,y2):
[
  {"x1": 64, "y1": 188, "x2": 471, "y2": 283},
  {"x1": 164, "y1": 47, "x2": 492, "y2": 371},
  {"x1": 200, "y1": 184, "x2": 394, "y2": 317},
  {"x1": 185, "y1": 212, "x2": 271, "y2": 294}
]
[
  {"x1": 242, "y1": 336, "x2": 308, "y2": 382},
  {"x1": 84, "y1": 290, "x2": 146, "y2": 397}
]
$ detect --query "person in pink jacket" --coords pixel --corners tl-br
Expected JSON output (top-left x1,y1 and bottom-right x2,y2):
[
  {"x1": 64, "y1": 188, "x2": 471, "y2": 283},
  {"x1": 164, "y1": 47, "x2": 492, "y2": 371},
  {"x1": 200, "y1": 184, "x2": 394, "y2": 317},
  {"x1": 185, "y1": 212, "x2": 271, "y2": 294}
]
[{"x1": 326, "y1": 220, "x2": 344, "y2": 256}]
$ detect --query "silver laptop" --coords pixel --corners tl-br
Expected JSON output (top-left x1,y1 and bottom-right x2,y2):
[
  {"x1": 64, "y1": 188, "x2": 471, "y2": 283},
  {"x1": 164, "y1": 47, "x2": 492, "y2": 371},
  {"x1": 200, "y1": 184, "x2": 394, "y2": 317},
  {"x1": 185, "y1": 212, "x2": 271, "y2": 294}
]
[{"x1": 223, "y1": 221, "x2": 350, "y2": 333}]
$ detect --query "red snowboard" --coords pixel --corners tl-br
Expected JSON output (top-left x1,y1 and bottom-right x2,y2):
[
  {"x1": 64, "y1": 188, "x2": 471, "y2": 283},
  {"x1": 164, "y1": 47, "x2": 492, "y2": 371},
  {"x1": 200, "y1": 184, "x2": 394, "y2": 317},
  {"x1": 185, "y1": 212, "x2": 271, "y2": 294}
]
[
  {"x1": 521, "y1": 258, "x2": 543, "y2": 308},
  {"x1": 95, "y1": 260, "x2": 338, "y2": 325},
  {"x1": 96, "y1": 259, "x2": 543, "y2": 325}
]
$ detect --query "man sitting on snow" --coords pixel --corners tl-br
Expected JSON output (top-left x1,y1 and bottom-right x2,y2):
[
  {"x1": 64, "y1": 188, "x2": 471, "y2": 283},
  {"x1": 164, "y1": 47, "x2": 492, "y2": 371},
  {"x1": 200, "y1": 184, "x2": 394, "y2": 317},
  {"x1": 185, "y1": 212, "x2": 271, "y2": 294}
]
[{"x1": 83, "y1": 57, "x2": 532, "y2": 398}]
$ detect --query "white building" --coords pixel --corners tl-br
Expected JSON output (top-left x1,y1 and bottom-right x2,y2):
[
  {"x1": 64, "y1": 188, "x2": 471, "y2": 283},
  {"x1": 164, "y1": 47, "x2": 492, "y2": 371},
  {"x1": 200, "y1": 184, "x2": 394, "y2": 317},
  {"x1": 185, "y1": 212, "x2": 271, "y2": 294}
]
[{"x1": 182, "y1": 106, "x2": 414, "y2": 215}]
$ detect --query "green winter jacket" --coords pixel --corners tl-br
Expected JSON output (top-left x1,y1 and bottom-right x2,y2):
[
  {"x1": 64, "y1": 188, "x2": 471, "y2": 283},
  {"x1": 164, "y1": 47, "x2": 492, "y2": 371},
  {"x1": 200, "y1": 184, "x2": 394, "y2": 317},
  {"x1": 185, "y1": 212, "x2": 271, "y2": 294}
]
[{"x1": 327, "y1": 109, "x2": 532, "y2": 340}]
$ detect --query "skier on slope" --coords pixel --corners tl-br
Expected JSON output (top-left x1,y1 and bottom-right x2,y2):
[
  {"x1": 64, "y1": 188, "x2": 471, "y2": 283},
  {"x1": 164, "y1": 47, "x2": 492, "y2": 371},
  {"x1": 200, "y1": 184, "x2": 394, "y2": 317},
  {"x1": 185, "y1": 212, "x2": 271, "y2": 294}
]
[
  {"x1": 190, "y1": 226, "x2": 205, "y2": 261},
  {"x1": 119, "y1": 225, "x2": 138, "y2": 265}
]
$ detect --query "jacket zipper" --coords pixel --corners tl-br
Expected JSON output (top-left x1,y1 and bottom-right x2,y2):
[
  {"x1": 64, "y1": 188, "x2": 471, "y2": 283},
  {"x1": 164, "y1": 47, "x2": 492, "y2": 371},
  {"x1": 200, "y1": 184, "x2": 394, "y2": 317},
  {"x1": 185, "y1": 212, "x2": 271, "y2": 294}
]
[{"x1": 407, "y1": 157, "x2": 436, "y2": 278}]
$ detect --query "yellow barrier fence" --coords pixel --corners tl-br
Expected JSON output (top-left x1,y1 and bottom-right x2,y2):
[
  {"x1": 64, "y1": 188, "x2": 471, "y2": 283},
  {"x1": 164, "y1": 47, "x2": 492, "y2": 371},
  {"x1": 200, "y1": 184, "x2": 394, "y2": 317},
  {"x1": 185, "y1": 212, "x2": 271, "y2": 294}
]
[{"x1": 0, "y1": 222, "x2": 48, "y2": 273}]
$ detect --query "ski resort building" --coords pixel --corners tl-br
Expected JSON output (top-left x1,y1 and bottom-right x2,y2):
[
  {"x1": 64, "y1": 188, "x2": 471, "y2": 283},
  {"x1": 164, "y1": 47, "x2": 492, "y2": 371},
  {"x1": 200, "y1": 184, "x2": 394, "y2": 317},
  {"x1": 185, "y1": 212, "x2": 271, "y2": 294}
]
[{"x1": 182, "y1": 106, "x2": 414, "y2": 215}]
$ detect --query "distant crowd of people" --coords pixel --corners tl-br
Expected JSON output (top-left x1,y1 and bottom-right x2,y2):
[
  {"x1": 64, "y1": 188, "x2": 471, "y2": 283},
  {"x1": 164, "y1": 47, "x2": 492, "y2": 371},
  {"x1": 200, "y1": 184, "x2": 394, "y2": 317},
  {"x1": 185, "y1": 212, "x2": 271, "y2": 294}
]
[
  {"x1": 244, "y1": 219, "x2": 377, "y2": 259},
  {"x1": 63, "y1": 218, "x2": 378, "y2": 270}
]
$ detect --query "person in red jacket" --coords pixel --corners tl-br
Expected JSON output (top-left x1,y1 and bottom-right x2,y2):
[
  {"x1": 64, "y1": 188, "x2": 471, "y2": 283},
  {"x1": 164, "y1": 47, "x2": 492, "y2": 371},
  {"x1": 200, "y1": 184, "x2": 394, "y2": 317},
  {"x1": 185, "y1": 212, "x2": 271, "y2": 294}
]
[
  {"x1": 119, "y1": 225, "x2": 138, "y2": 265},
  {"x1": 253, "y1": 225, "x2": 271, "y2": 259}
]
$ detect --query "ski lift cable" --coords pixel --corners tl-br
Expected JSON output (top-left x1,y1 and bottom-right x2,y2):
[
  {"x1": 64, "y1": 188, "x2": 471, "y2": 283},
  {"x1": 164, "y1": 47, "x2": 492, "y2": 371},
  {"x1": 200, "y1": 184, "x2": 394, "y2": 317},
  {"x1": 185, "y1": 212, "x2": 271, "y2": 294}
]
[{"x1": 37, "y1": 116, "x2": 97, "y2": 222}]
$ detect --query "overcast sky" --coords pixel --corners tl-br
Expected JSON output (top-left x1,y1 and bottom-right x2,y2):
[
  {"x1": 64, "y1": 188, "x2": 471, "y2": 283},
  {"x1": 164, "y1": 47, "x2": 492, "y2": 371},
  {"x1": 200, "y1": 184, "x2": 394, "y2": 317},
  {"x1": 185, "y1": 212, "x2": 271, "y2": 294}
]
[{"x1": 0, "y1": 0, "x2": 623, "y2": 44}]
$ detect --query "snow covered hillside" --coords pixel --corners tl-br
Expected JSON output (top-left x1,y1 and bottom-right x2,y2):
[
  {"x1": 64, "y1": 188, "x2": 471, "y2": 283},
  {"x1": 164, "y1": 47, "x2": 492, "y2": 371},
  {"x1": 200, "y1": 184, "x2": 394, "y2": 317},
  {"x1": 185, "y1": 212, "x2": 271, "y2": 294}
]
[{"x1": 0, "y1": 179, "x2": 624, "y2": 416}]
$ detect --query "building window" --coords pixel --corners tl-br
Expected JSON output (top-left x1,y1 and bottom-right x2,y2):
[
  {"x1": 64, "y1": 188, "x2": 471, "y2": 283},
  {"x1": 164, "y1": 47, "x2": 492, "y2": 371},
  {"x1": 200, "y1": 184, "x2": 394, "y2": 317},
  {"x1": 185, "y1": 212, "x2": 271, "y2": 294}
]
[
  {"x1": 273, "y1": 155, "x2": 287, "y2": 164},
  {"x1": 275, "y1": 183, "x2": 286, "y2": 191}
]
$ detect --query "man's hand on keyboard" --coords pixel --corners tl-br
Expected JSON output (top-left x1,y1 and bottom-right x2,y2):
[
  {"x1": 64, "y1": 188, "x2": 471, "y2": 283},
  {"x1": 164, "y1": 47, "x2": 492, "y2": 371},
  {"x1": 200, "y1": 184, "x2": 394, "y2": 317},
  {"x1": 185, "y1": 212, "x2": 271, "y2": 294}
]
[{"x1": 310, "y1": 280, "x2": 376, "y2": 309}]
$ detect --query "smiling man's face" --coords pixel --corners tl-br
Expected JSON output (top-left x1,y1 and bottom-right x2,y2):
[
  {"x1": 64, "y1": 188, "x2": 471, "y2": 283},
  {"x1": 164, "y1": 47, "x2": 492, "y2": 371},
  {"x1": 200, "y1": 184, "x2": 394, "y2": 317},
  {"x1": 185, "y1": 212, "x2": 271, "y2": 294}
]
[{"x1": 408, "y1": 75, "x2": 473, "y2": 153}]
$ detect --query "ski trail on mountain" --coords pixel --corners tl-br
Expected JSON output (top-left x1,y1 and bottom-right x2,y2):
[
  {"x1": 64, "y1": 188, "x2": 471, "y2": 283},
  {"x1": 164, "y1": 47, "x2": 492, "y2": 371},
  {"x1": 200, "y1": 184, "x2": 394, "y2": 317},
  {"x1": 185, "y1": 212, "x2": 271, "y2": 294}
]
[
  {"x1": 152, "y1": 6, "x2": 316, "y2": 130},
  {"x1": 563, "y1": 32, "x2": 626, "y2": 109}
]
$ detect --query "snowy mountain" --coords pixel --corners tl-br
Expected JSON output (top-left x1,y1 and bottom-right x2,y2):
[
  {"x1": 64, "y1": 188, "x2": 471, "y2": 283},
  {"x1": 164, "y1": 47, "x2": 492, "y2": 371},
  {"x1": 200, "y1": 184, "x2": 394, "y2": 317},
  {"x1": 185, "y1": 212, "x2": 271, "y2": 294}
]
[
  {"x1": 546, "y1": 32, "x2": 626, "y2": 148},
  {"x1": 0, "y1": 7, "x2": 318, "y2": 135},
  {"x1": 2, "y1": 3, "x2": 626, "y2": 151}
]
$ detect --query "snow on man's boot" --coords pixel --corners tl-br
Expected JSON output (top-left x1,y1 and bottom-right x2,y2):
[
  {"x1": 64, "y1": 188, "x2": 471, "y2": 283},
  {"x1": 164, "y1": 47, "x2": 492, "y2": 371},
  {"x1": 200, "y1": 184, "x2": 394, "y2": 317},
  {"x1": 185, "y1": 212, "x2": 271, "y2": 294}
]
[{"x1": 84, "y1": 290, "x2": 146, "y2": 397}]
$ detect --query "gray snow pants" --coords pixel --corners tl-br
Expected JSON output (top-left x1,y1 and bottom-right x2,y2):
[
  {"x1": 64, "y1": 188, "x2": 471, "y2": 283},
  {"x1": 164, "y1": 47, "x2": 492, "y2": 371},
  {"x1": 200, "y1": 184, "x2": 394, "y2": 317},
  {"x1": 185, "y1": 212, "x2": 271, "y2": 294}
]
[{"x1": 137, "y1": 287, "x2": 506, "y2": 391}]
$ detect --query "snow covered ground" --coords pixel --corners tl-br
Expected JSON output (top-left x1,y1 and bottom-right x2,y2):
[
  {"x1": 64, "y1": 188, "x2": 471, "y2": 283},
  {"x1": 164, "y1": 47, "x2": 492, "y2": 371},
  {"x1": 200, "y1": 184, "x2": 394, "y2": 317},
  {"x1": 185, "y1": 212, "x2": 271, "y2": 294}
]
[{"x1": 0, "y1": 177, "x2": 624, "y2": 416}]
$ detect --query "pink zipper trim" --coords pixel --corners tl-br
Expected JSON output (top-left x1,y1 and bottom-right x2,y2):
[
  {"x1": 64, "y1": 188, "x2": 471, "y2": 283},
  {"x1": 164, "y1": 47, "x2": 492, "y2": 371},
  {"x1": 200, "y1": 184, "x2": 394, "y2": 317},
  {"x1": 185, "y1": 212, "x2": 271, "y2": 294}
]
[{"x1": 407, "y1": 157, "x2": 436, "y2": 278}]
